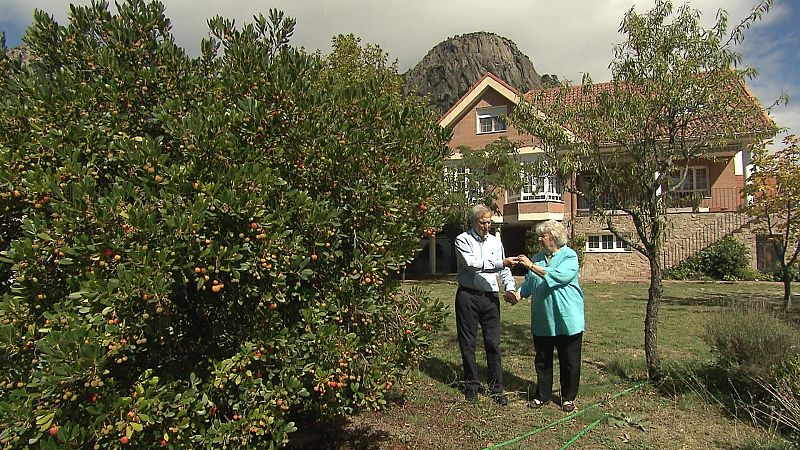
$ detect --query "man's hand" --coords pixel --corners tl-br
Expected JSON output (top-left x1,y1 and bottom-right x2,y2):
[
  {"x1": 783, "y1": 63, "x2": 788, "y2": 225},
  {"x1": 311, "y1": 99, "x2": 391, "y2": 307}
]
[
  {"x1": 504, "y1": 290, "x2": 519, "y2": 305},
  {"x1": 503, "y1": 256, "x2": 519, "y2": 267}
]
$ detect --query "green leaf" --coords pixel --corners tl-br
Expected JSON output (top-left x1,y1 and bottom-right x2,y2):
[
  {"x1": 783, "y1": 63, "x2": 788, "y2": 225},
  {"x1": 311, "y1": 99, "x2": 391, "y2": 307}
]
[
  {"x1": 37, "y1": 232, "x2": 54, "y2": 242},
  {"x1": 36, "y1": 412, "x2": 55, "y2": 432}
]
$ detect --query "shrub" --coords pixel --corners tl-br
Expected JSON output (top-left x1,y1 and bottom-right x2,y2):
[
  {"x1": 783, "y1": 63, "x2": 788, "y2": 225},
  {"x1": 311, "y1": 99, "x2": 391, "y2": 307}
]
[
  {"x1": 703, "y1": 304, "x2": 800, "y2": 442},
  {"x1": 773, "y1": 263, "x2": 800, "y2": 282},
  {"x1": 665, "y1": 235, "x2": 751, "y2": 281},
  {"x1": 0, "y1": 2, "x2": 449, "y2": 448},
  {"x1": 749, "y1": 352, "x2": 800, "y2": 444},
  {"x1": 703, "y1": 303, "x2": 800, "y2": 380},
  {"x1": 703, "y1": 236, "x2": 751, "y2": 280}
]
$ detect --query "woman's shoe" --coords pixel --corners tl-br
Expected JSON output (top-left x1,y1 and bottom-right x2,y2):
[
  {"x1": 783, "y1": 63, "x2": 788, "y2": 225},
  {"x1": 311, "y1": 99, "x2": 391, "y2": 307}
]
[
  {"x1": 562, "y1": 400, "x2": 576, "y2": 413},
  {"x1": 527, "y1": 398, "x2": 546, "y2": 409}
]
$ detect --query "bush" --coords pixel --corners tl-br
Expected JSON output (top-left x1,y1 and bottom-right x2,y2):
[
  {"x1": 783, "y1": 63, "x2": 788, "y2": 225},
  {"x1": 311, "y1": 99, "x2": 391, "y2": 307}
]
[
  {"x1": 704, "y1": 304, "x2": 800, "y2": 442},
  {"x1": 704, "y1": 236, "x2": 751, "y2": 280},
  {"x1": 0, "y1": 2, "x2": 449, "y2": 448},
  {"x1": 665, "y1": 235, "x2": 752, "y2": 281},
  {"x1": 772, "y1": 264, "x2": 800, "y2": 282},
  {"x1": 704, "y1": 303, "x2": 800, "y2": 380}
]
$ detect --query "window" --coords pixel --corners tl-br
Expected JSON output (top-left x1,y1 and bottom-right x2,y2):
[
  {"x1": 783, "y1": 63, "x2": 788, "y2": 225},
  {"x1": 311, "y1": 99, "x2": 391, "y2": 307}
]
[
  {"x1": 586, "y1": 233, "x2": 631, "y2": 252},
  {"x1": 671, "y1": 166, "x2": 709, "y2": 195},
  {"x1": 508, "y1": 161, "x2": 563, "y2": 202},
  {"x1": 509, "y1": 172, "x2": 563, "y2": 202},
  {"x1": 476, "y1": 106, "x2": 507, "y2": 134},
  {"x1": 444, "y1": 163, "x2": 482, "y2": 201}
]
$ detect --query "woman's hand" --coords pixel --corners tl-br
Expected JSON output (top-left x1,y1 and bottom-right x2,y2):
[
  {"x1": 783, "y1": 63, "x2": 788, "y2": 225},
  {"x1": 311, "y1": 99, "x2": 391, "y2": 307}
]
[
  {"x1": 518, "y1": 254, "x2": 534, "y2": 270},
  {"x1": 519, "y1": 254, "x2": 547, "y2": 277},
  {"x1": 503, "y1": 256, "x2": 519, "y2": 267}
]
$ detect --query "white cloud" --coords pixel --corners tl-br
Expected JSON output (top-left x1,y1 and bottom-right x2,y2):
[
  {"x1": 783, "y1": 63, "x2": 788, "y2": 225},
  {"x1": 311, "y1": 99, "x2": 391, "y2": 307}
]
[{"x1": 3, "y1": 0, "x2": 795, "y2": 137}]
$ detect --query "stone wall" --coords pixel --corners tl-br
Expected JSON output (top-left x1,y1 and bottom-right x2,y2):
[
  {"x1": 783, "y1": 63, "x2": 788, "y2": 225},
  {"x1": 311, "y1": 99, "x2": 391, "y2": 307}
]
[{"x1": 573, "y1": 212, "x2": 759, "y2": 281}]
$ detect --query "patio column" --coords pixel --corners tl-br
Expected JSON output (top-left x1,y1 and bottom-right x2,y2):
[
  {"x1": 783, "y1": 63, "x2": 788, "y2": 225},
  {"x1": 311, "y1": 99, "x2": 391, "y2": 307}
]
[{"x1": 428, "y1": 236, "x2": 437, "y2": 274}]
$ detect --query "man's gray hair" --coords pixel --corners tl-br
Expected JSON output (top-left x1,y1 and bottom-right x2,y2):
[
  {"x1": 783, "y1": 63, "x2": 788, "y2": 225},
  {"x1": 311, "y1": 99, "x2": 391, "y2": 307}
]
[
  {"x1": 536, "y1": 220, "x2": 568, "y2": 248},
  {"x1": 470, "y1": 204, "x2": 493, "y2": 224}
]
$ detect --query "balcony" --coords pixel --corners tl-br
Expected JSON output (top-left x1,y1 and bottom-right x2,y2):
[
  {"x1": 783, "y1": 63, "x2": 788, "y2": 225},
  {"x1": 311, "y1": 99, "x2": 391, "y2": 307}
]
[{"x1": 576, "y1": 187, "x2": 744, "y2": 216}]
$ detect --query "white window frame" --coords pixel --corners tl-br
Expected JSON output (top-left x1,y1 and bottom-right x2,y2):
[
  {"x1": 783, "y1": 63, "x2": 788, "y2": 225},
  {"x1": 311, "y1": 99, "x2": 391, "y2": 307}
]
[
  {"x1": 507, "y1": 160, "x2": 563, "y2": 203},
  {"x1": 672, "y1": 166, "x2": 710, "y2": 196},
  {"x1": 476, "y1": 106, "x2": 507, "y2": 134},
  {"x1": 585, "y1": 233, "x2": 631, "y2": 253},
  {"x1": 444, "y1": 163, "x2": 482, "y2": 201}
]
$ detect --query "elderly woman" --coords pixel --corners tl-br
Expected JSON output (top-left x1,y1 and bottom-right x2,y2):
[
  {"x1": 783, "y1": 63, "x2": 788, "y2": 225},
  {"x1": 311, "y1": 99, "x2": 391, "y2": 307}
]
[{"x1": 518, "y1": 219, "x2": 585, "y2": 412}]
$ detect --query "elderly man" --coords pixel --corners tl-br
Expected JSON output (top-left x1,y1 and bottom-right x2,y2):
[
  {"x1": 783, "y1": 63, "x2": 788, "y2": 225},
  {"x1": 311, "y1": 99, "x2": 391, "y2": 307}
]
[{"x1": 454, "y1": 204, "x2": 518, "y2": 405}]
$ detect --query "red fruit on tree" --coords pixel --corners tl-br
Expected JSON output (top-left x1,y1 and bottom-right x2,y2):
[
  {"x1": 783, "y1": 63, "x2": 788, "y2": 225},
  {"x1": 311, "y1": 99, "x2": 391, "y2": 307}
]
[
  {"x1": 48, "y1": 425, "x2": 59, "y2": 437},
  {"x1": 120, "y1": 436, "x2": 129, "y2": 445}
]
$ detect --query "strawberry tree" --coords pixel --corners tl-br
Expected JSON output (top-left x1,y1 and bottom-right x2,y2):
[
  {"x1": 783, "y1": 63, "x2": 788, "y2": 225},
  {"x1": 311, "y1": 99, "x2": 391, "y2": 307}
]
[{"x1": 0, "y1": 1, "x2": 449, "y2": 448}]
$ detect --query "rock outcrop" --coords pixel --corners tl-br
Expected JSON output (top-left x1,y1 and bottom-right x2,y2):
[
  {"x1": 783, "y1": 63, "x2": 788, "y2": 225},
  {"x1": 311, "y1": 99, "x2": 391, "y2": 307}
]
[
  {"x1": 3, "y1": 44, "x2": 34, "y2": 66},
  {"x1": 403, "y1": 32, "x2": 542, "y2": 115}
]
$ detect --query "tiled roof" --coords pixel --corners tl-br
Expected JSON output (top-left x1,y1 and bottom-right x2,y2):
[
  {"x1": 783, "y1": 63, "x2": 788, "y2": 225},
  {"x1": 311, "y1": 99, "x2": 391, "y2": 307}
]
[{"x1": 523, "y1": 76, "x2": 774, "y2": 143}]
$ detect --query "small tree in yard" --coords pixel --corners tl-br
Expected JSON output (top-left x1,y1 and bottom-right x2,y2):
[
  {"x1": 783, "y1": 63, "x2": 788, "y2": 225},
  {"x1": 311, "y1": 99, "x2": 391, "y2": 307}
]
[
  {"x1": 444, "y1": 137, "x2": 525, "y2": 226},
  {"x1": 745, "y1": 135, "x2": 800, "y2": 311},
  {"x1": 511, "y1": 0, "x2": 775, "y2": 381},
  {"x1": 0, "y1": 1, "x2": 450, "y2": 448}
]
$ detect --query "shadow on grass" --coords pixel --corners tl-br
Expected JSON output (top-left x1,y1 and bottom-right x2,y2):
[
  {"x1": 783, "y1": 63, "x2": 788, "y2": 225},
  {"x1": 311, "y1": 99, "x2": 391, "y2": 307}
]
[
  {"x1": 660, "y1": 285, "x2": 789, "y2": 310},
  {"x1": 419, "y1": 321, "x2": 536, "y2": 401},
  {"x1": 659, "y1": 293, "x2": 734, "y2": 308},
  {"x1": 287, "y1": 415, "x2": 398, "y2": 450}
]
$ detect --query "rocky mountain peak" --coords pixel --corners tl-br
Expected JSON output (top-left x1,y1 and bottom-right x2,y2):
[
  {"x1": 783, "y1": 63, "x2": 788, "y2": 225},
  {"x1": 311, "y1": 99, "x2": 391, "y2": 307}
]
[{"x1": 403, "y1": 32, "x2": 542, "y2": 116}]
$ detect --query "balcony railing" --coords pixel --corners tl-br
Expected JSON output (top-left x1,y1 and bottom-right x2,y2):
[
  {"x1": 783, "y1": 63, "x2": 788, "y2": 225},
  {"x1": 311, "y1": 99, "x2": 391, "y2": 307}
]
[{"x1": 576, "y1": 187, "x2": 745, "y2": 216}]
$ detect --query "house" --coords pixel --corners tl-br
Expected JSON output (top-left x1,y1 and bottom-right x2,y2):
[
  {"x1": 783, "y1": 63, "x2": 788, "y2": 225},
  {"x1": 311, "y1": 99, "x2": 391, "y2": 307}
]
[{"x1": 415, "y1": 72, "x2": 772, "y2": 281}]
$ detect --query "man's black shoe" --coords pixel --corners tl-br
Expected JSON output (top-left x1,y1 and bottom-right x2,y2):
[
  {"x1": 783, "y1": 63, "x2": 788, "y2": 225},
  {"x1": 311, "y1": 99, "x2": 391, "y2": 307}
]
[
  {"x1": 465, "y1": 391, "x2": 478, "y2": 403},
  {"x1": 492, "y1": 393, "x2": 508, "y2": 406}
]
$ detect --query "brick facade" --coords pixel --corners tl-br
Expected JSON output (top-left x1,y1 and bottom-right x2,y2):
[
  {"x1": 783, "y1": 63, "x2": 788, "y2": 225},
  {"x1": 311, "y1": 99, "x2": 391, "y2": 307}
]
[
  {"x1": 572, "y1": 212, "x2": 759, "y2": 281},
  {"x1": 408, "y1": 72, "x2": 770, "y2": 279}
]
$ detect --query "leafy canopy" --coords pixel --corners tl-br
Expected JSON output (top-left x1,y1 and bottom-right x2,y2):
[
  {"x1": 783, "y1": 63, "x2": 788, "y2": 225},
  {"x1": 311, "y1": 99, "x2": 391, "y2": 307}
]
[{"x1": 0, "y1": 1, "x2": 450, "y2": 448}]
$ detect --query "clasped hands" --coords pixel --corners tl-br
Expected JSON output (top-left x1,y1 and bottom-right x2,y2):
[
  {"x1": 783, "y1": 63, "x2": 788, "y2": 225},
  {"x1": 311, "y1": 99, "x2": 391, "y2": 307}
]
[
  {"x1": 501, "y1": 254, "x2": 539, "y2": 305},
  {"x1": 502, "y1": 254, "x2": 535, "y2": 271}
]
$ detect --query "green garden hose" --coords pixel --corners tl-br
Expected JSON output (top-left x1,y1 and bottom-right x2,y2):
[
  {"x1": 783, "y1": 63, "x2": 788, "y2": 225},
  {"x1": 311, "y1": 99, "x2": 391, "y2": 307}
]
[
  {"x1": 484, "y1": 382, "x2": 646, "y2": 450},
  {"x1": 558, "y1": 416, "x2": 604, "y2": 450}
]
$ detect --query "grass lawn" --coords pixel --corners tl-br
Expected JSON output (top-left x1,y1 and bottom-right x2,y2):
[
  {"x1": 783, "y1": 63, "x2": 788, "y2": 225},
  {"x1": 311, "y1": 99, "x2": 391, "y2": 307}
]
[{"x1": 290, "y1": 280, "x2": 799, "y2": 450}]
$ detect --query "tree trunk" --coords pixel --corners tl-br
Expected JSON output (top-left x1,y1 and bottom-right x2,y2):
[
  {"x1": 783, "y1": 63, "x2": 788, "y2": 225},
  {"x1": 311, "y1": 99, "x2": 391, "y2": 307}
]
[
  {"x1": 645, "y1": 256, "x2": 663, "y2": 382},
  {"x1": 783, "y1": 268, "x2": 792, "y2": 312}
]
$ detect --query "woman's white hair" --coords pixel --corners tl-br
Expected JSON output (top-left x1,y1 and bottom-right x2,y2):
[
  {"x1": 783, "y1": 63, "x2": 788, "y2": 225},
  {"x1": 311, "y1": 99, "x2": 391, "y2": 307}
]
[
  {"x1": 536, "y1": 220, "x2": 568, "y2": 248},
  {"x1": 470, "y1": 204, "x2": 493, "y2": 224}
]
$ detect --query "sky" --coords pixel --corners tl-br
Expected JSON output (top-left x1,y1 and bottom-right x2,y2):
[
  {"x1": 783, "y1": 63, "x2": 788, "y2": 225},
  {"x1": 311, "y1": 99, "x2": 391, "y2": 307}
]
[{"x1": 2, "y1": 0, "x2": 798, "y2": 144}]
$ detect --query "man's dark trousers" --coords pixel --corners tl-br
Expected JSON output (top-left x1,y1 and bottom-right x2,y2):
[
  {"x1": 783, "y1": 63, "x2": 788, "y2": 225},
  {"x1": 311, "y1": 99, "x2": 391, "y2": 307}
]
[{"x1": 455, "y1": 286, "x2": 504, "y2": 397}]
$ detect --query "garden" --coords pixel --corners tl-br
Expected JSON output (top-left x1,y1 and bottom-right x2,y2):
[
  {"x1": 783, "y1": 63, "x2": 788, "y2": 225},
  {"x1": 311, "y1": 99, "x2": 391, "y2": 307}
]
[
  {"x1": 2, "y1": 1, "x2": 798, "y2": 449},
  {"x1": 292, "y1": 280, "x2": 799, "y2": 449}
]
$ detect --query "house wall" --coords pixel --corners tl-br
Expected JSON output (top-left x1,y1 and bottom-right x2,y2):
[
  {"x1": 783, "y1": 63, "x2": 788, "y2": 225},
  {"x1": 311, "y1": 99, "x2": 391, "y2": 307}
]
[
  {"x1": 681, "y1": 154, "x2": 744, "y2": 211},
  {"x1": 448, "y1": 90, "x2": 536, "y2": 151},
  {"x1": 573, "y1": 213, "x2": 758, "y2": 281},
  {"x1": 504, "y1": 200, "x2": 564, "y2": 216}
]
